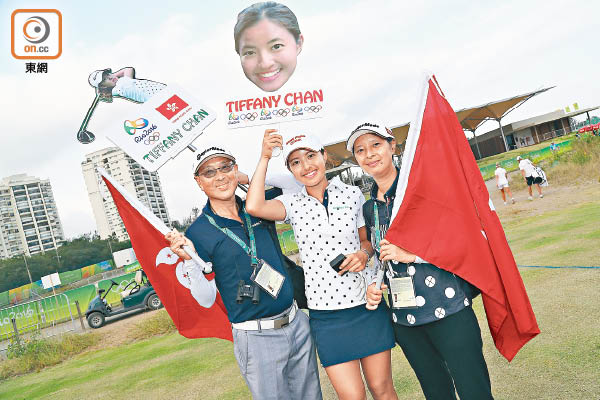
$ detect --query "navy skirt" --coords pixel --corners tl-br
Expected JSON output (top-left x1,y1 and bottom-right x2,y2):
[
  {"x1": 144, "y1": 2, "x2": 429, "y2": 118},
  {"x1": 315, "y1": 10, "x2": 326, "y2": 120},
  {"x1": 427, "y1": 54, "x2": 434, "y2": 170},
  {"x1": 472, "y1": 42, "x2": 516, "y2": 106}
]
[{"x1": 309, "y1": 303, "x2": 395, "y2": 367}]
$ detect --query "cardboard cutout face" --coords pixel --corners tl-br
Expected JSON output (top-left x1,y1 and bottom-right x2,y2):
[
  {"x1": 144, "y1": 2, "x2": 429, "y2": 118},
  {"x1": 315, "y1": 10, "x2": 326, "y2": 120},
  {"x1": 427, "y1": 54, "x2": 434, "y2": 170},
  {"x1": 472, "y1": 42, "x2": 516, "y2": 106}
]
[
  {"x1": 235, "y1": 2, "x2": 302, "y2": 93},
  {"x1": 238, "y1": 19, "x2": 303, "y2": 93}
]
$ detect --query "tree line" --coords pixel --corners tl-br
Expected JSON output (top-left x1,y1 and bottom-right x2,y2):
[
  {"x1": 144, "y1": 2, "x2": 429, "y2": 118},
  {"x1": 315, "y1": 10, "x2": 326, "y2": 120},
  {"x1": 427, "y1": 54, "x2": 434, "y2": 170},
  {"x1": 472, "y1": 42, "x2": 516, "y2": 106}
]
[{"x1": 0, "y1": 233, "x2": 131, "y2": 293}]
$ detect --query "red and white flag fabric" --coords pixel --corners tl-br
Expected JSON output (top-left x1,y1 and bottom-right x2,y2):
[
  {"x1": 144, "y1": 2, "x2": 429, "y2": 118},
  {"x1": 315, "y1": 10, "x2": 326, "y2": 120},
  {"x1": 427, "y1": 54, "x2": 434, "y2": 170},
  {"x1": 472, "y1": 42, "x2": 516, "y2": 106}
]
[
  {"x1": 99, "y1": 168, "x2": 232, "y2": 341},
  {"x1": 386, "y1": 75, "x2": 539, "y2": 361}
]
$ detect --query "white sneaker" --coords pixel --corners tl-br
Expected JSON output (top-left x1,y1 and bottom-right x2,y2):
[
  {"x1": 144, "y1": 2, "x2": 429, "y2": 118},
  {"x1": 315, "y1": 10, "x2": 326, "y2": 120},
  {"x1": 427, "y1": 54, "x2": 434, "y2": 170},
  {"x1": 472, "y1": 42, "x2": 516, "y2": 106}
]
[
  {"x1": 539, "y1": 194, "x2": 544, "y2": 198},
  {"x1": 528, "y1": 196, "x2": 533, "y2": 201},
  {"x1": 504, "y1": 201, "x2": 507, "y2": 205}
]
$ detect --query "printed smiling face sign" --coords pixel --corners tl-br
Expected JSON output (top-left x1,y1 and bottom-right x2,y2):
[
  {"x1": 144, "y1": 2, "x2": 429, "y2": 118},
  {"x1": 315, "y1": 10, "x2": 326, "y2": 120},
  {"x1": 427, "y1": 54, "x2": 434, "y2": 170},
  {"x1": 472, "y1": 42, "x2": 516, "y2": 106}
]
[
  {"x1": 234, "y1": 2, "x2": 303, "y2": 93},
  {"x1": 224, "y1": 2, "x2": 328, "y2": 191},
  {"x1": 226, "y1": 2, "x2": 326, "y2": 130}
]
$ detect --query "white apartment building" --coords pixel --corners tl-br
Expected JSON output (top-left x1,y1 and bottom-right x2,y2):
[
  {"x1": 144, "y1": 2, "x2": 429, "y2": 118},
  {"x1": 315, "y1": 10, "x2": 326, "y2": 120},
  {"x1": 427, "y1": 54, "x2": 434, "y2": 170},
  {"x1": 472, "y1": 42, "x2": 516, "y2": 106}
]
[
  {"x1": 0, "y1": 174, "x2": 65, "y2": 259},
  {"x1": 82, "y1": 147, "x2": 170, "y2": 241}
]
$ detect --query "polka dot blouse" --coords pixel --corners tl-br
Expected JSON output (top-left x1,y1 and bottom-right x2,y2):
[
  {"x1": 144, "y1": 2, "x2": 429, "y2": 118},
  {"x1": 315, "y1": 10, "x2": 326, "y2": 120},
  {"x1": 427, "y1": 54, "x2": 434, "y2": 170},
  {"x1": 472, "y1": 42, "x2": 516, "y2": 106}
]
[{"x1": 277, "y1": 177, "x2": 373, "y2": 310}]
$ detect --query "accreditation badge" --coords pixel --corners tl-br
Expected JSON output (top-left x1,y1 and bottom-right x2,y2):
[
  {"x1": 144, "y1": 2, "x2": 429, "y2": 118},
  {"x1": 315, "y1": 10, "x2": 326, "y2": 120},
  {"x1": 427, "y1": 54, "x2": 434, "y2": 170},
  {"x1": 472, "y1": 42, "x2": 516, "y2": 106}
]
[
  {"x1": 389, "y1": 277, "x2": 418, "y2": 309},
  {"x1": 252, "y1": 259, "x2": 285, "y2": 299}
]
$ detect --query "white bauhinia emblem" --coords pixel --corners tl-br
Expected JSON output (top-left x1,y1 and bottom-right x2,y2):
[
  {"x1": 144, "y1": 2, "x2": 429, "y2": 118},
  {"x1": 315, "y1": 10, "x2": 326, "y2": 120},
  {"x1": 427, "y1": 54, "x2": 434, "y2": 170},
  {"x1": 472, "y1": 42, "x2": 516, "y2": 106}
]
[
  {"x1": 175, "y1": 261, "x2": 191, "y2": 289},
  {"x1": 155, "y1": 247, "x2": 217, "y2": 308},
  {"x1": 166, "y1": 102, "x2": 179, "y2": 112},
  {"x1": 464, "y1": 298, "x2": 470, "y2": 306},
  {"x1": 407, "y1": 265, "x2": 416, "y2": 276},
  {"x1": 445, "y1": 287, "x2": 456, "y2": 298},
  {"x1": 392, "y1": 313, "x2": 398, "y2": 323},
  {"x1": 415, "y1": 296, "x2": 426, "y2": 307},
  {"x1": 425, "y1": 276, "x2": 436, "y2": 287},
  {"x1": 435, "y1": 307, "x2": 446, "y2": 319},
  {"x1": 406, "y1": 314, "x2": 416, "y2": 324},
  {"x1": 156, "y1": 247, "x2": 179, "y2": 266}
]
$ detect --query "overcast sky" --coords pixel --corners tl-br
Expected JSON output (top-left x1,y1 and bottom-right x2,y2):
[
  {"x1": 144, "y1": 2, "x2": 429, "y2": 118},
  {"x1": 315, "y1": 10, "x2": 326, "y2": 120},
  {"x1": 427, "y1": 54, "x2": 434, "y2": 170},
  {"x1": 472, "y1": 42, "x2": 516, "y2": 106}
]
[{"x1": 1, "y1": 0, "x2": 598, "y2": 239}]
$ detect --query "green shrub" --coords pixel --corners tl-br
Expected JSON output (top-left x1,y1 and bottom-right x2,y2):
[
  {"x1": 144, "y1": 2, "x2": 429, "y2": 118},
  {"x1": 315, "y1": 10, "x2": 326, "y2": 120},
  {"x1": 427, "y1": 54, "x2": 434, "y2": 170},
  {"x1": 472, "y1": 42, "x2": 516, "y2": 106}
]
[
  {"x1": 128, "y1": 309, "x2": 176, "y2": 341},
  {"x1": 0, "y1": 332, "x2": 99, "y2": 380},
  {"x1": 6, "y1": 333, "x2": 51, "y2": 360}
]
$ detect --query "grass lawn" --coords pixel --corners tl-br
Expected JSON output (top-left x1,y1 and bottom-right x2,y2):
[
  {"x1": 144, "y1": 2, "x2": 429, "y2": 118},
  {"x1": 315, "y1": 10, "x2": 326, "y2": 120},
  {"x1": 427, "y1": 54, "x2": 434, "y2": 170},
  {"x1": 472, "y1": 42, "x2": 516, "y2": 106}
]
[
  {"x1": 1, "y1": 182, "x2": 599, "y2": 399},
  {"x1": 475, "y1": 133, "x2": 576, "y2": 168}
]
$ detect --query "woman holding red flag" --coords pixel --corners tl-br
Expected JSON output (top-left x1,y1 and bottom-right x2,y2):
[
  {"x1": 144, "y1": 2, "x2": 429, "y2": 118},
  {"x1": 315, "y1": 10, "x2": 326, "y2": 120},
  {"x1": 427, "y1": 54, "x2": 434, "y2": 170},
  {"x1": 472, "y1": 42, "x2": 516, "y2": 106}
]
[{"x1": 348, "y1": 122, "x2": 494, "y2": 400}]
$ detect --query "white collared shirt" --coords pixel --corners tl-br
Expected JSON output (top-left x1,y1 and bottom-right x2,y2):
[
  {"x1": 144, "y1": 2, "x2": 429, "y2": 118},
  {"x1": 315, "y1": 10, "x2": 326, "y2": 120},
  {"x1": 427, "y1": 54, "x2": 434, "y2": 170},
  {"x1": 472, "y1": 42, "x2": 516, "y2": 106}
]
[{"x1": 277, "y1": 177, "x2": 371, "y2": 310}]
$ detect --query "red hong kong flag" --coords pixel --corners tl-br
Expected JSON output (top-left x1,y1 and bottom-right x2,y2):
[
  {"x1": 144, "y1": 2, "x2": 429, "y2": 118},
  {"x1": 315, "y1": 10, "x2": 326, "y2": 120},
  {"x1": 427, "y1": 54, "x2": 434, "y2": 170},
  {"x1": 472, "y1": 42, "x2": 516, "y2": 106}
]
[
  {"x1": 99, "y1": 168, "x2": 232, "y2": 341},
  {"x1": 386, "y1": 75, "x2": 539, "y2": 361},
  {"x1": 156, "y1": 94, "x2": 189, "y2": 120}
]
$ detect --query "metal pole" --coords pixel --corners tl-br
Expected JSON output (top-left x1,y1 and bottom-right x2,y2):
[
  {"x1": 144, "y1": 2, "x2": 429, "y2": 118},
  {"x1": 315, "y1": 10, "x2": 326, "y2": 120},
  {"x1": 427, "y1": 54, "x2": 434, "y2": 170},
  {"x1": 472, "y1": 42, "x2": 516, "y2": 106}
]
[
  {"x1": 106, "y1": 237, "x2": 115, "y2": 268},
  {"x1": 55, "y1": 247, "x2": 61, "y2": 269},
  {"x1": 23, "y1": 253, "x2": 33, "y2": 286},
  {"x1": 497, "y1": 119, "x2": 508, "y2": 152},
  {"x1": 11, "y1": 318, "x2": 20, "y2": 344},
  {"x1": 469, "y1": 129, "x2": 482, "y2": 159},
  {"x1": 50, "y1": 274, "x2": 60, "y2": 324},
  {"x1": 75, "y1": 301, "x2": 86, "y2": 331}
]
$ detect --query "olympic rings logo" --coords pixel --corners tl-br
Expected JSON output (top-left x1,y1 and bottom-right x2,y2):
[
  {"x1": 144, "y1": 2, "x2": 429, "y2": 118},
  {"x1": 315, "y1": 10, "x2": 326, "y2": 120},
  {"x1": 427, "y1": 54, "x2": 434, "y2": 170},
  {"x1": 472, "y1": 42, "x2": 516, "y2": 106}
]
[
  {"x1": 143, "y1": 133, "x2": 161, "y2": 145},
  {"x1": 272, "y1": 108, "x2": 290, "y2": 117},
  {"x1": 239, "y1": 112, "x2": 258, "y2": 121},
  {"x1": 303, "y1": 105, "x2": 323, "y2": 113},
  {"x1": 124, "y1": 118, "x2": 149, "y2": 135}
]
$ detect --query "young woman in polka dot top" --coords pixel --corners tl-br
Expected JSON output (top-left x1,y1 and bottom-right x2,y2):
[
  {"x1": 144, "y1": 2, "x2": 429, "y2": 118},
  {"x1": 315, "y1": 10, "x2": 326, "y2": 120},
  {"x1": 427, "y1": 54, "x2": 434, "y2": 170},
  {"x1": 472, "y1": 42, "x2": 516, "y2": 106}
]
[{"x1": 246, "y1": 130, "x2": 397, "y2": 399}]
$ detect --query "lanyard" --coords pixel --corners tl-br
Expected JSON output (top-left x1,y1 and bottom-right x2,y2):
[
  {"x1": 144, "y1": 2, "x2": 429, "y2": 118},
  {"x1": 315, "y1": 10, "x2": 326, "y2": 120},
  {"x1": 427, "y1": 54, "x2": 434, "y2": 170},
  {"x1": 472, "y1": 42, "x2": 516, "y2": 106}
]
[
  {"x1": 373, "y1": 201, "x2": 384, "y2": 253},
  {"x1": 374, "y1": 201, "x2": 408, "y2": 278},
  {"x1": 204, "y1": 207, "x2": 259, "y2": 267}
]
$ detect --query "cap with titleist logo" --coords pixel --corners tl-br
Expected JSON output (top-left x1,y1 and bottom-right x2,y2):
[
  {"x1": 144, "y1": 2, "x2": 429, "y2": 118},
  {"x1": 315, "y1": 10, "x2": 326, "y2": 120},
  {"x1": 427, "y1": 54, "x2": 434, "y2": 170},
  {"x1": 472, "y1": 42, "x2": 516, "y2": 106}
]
[
  {"x1": 193, "y1": 146, "x2": 236, "y2": 175},
  {"x1": 88, "y1": 69, "x2": 111, "y2": 88},
  {"x1": 346, "y1": 122, "x2": 394, "y2": 152},
  {"x1": 283, "y1": 134, "x2": 324, "y2": 166}
]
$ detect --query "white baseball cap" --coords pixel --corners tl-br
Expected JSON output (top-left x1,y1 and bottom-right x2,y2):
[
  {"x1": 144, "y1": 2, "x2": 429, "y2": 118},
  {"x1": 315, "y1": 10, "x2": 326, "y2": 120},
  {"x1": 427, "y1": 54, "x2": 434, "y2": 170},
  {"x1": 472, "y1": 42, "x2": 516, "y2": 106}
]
[
  {"x1": 283, "y1": 134, "x2": 324, "y2": 166},
  {"x1": 193, "y1": 146, "x2": 236, "y2": 175},
  {"x1": 516, "y1": 156, "x2": 522, "y2": 161},
  {"x1": 346, "y1": 122, "x2": 394, "y2": 152},
  {"x1": 88, "y1": 69, "x2": 110, "y2": 88}
]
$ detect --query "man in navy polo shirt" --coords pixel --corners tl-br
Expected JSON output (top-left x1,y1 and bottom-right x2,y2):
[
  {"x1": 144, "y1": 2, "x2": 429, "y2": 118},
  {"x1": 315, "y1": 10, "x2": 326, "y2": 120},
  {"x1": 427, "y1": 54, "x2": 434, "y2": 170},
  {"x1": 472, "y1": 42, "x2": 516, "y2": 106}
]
[{"x1": 165, "y1": 146, "x2": 321, "y2": 400}]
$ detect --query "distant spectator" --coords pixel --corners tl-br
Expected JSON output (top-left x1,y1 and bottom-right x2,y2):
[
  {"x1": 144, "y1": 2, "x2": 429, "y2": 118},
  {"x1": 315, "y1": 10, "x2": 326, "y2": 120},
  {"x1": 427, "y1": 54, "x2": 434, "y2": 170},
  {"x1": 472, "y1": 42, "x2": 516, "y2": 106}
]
[
  {"x1": 517, "y1": 156, "x2": 543, "y2": 200},
  {"x1": 550, "y1": 142, "x2": 558, "y2": 153},
  {"x1": 494, "y1": 163, "x2": 514, "y2": 205}
]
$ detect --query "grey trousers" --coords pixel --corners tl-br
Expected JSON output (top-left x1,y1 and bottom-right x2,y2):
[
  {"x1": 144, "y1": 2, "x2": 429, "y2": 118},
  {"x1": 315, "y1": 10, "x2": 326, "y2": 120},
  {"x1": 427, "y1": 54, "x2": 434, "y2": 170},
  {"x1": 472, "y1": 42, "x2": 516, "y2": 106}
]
[{"x1": 232, "y1": 310, "x2": 322, "y2": 400}]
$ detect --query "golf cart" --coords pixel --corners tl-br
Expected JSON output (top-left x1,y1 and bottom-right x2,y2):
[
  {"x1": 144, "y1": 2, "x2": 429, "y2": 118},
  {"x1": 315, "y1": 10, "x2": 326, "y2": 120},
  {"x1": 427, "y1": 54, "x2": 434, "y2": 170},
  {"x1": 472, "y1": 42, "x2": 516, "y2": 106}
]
[{"x1": 85, "y1": 269, "x2": 162, "y2": 329}]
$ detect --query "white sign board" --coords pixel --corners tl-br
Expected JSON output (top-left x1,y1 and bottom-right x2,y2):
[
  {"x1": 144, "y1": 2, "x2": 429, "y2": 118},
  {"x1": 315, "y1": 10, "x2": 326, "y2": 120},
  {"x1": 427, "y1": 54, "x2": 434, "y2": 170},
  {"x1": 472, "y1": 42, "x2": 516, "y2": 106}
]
[
  {"x1": 113, "y1": 248, "x2": 137, "y2": 268},
  {"x1": 224, "y1": 86, "x2": 326, "y2": 129},
  {"x1": 102, "y1": 83, "x2": 216, "y2": 171},
  {"x1": 41, "y1": 272, "x2": 61, "y2": 289}
]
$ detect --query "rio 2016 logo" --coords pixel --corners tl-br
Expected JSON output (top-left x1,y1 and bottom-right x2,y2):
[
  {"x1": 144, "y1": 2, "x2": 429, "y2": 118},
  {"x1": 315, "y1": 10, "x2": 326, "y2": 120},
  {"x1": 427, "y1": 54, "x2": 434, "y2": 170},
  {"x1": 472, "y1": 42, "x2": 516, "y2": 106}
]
[
  {"x1": 124, "y1": 118, "x2": 149, "y2": 135},
  {"x1": 124, "y1": 118, "x2": 160, "y2": 145}
]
